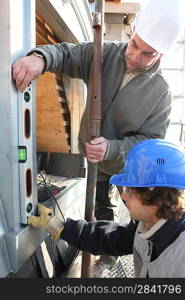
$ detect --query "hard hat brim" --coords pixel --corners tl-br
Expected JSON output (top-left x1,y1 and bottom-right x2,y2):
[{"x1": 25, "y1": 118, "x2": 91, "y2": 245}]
[
  {"x1": 110, "y1": 174, "x2": 126, "y2": 186},
  {"x1": 110, "y1": 173, "x2": 185, "y2": 189}
]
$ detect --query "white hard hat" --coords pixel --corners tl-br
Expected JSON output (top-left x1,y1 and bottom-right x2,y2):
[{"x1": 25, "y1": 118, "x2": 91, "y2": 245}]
[{"x1": 134, "y1": 0, "x2": 185, "y2": 53}]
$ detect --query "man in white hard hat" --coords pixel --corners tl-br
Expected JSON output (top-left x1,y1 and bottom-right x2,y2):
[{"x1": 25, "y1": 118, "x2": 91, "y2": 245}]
[{"x1": 12, "y1": 0, "x2": 184, "y2": 262}]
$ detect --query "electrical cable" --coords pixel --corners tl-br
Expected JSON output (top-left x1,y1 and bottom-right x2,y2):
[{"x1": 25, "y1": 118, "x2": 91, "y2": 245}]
[
  {"x1": 38, "y1": 170, "x2": 66, "y2": 278},
  {"x1": 38, "y1": 171, "x2": 66, "y2": 223}
]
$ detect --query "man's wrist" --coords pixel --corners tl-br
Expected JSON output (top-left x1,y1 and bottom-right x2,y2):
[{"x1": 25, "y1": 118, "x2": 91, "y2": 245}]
[
  {"x1": 46, "y1": 216, "x2": 64, "y2": 240},
  {"x1": 28, "y1": 51, "x2": 46, "y2": 73},
  {"x1": 32, "y1": 51, "x2": 45, "y2": 60},
  {"x1": 103, "y1": 139, "x2": 110, "y2": 160}
]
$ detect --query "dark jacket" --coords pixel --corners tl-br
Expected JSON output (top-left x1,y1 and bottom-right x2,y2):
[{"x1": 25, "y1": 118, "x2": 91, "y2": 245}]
[
  {"x1": 61, "y1": 214, "x2": 185, "y2": 257},
  {"x1": 61, "y1": 214, "x2": 185, "y2": 277}
]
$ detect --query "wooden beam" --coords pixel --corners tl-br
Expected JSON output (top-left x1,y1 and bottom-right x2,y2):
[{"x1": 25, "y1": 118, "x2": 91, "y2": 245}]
[
  {"x1": 36, "y1": 0, "x2": 78, "y2": 43},
  {"x1": 36, "y1": 72, "x2": 70, "y2": 153},
  {"x1": 62, "y1": 76, "x2": 86, "y2": 153},
  {"x1": 105, "y1": 2, "x2": 140, "y2": 14}
]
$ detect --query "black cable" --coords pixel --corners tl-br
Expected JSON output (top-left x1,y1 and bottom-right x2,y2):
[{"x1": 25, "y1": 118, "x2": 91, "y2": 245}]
[
  {"x1": 38, "y1": 171, "x2": 66, "y2": 223},
  {"x1": 38, "y1": 170, "x2": 67, "y2": 278}
]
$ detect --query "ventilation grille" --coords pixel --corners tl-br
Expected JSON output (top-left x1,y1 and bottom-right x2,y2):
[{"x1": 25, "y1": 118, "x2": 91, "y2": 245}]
[{"x1": 156, "y1": 158, "x2": 165, "y2": 165}]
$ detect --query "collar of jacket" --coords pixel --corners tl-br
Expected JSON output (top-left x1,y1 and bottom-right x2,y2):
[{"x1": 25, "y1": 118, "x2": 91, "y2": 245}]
[
  {"x1": 137, "y1": 219, "x2": 167, "y2": 239},
  {"x1": 148, "y1": 213, "x2": 185, "y2": 259},
  {"x1": 118, "y1": 43, "x2": 162, "y2": 79}
]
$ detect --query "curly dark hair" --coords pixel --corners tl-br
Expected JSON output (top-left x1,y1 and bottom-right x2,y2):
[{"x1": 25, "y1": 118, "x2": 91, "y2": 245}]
[{"x1": 130, "y1": 187, "x2": 185, "y2": 220}]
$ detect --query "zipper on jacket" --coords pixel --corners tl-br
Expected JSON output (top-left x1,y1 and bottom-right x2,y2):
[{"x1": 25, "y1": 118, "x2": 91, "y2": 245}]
[
  {"x1": 147, "y1": 240, "x2": 153, "y2": 258},
  {"x1": 146, "y1": 241, "x2": 153, "y2": 278}
]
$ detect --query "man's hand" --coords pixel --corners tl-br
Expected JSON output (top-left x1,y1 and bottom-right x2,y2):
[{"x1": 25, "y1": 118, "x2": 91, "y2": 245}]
[
  {"x1": 12, "y1": 54, "x2": 45, "y2": 92},
  {"x1": 28, "y1": 204, "x2": 64, "y2": 240},
  {"x1": 85, "y1": 137, "x2": 108, "y2": 163}
]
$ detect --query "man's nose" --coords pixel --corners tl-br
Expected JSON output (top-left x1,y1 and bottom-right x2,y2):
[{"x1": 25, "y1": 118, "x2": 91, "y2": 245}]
[{"x1": 131, "y1": 50, "x2": 141, "y2": 63}]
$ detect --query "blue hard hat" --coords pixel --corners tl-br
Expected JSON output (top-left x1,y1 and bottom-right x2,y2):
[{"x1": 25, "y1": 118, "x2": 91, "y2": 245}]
[{"x1": 110, "y1": 139, "x2": 185, "y2": 189}]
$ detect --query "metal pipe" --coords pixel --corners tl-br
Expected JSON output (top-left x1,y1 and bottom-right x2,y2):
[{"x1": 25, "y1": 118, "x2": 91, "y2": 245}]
[
  {"x1": 80, "y1": 162, "x2": 98, "y2": 278},
  {"x1": 81, "y1": 0, "x2": 104, "y2": 278}
]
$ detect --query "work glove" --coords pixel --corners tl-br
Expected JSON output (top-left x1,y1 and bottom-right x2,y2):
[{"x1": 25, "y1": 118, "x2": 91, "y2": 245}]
[{"x1": 28, "y1": 204, "x2": 64, "y2": 240}]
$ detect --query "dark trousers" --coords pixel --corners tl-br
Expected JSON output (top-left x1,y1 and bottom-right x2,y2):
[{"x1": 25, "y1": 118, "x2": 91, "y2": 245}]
[
  {"x1": 95, "y1": 178, "x2": 121, "y2": 262},
  {"x1": 95, "y1": 178, "x2": 114, "y2": 221}
]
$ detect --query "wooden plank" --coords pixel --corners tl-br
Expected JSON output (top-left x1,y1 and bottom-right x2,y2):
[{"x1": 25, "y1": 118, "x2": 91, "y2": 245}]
[
  {"x1": 36, "y1": 16, "x2": 59, "y2": 43},
  {"x1": 36, "y1": 72, "x2": 70, "y2": 153},
  {"x1": 71, "y1": 80, "x2": 85, "y2": 153},
  {"x1": 105, "y1": 2, "x2": 140, "y2": 14},
  {"x1": 36, "y1": 0, "x2": 78, "y2": 43},
  {"x1": 62, "y1": 76, "x2": 86, "y2": 154}
]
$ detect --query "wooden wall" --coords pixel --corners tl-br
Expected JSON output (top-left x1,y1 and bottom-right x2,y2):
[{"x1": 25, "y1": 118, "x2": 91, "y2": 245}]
[
  {"x1": 36, "y1": 72, "x2": 70, "y2": 153},
  {"x1": 36, "y1": 15, "x2": 71, "y2": 153}
]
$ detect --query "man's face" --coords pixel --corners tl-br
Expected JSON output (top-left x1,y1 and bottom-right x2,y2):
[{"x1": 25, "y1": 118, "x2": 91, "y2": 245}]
[
  {"x1": 125, "y1": 31, "x2": 163, "y2": 71},
  {"x1": 121, "y1": 187, "x2": 159, "y2": 227}
]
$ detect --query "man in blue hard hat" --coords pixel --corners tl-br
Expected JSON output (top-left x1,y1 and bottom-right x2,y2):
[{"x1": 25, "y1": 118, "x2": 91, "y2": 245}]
[{"x1": 28, "y1": 139, "x2": 185, "y2": 277}]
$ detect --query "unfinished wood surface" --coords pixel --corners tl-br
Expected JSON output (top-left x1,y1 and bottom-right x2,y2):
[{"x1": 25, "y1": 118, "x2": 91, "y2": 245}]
[
  {"x1": 105, "y1": 2, "x2": 140, "y2": 14},
  {"x1": 35, "y1": 14, "x2": 86, "y2": 154},
  {"x1": 63, "y1": 76, "x2": 86, "y2": 153},
  {"x1": 36, "y1": 72, "x2": 70, "y2": 153}
]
